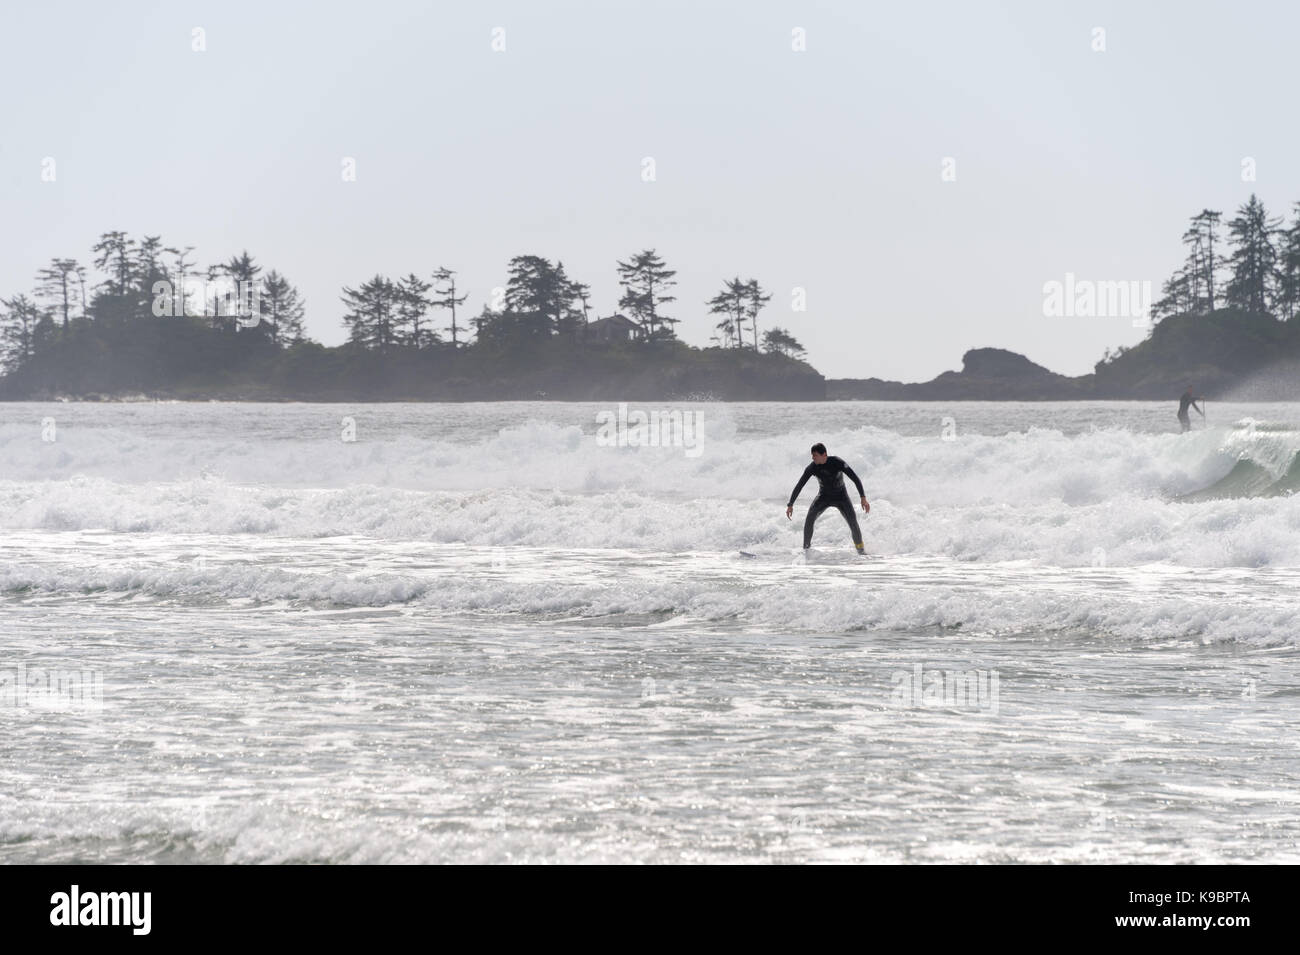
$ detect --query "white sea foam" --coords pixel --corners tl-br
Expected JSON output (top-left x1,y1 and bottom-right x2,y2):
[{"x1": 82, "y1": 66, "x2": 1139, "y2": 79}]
[
  {"x1": 3, "y1": 471, "x2": 1300, "y2": 566},
  {"x1": 4, "y1": 401, "x2": 1299, "y2": 865},
  {"x1": 0, "y1": 411, "x2": 1254, "y2": 503},
  {"x1": 2, "y1": 534, "x2": 1296, "y2": 646}
]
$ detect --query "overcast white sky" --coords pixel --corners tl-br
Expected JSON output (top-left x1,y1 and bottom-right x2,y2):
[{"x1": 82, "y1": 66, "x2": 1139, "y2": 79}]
[{"x1": 3, "y1": 0, "x2": 1297, "y2": 381}]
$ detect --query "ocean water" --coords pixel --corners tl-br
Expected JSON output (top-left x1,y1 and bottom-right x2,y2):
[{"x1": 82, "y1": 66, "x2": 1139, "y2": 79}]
[{"x1": 1, "y1": 400, "x2": 1298, "y2": 863}]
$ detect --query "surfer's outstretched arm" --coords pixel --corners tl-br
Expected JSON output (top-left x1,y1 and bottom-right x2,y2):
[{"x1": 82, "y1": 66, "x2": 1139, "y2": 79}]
[
  {"x1": 843, "y1": 462, "x2": 870, "y2": 512},
  {"x1": 843, "y1": 463, "x2": 866, "y2": 499},
  {"x1": 786, "y1": 464, "x2": 813, "y2": 518},
  {"x1": 787, "y1": 465, "x2": 813, "y2": 506}
]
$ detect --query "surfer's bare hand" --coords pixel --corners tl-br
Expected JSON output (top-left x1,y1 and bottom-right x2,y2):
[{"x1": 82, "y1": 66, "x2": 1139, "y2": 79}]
[
  {"x1": 861, "y1": 497, "x2": 870, "y2": 514},
  {"x1": 785, "y1": 505, "x2": 793, "y2": 520}
]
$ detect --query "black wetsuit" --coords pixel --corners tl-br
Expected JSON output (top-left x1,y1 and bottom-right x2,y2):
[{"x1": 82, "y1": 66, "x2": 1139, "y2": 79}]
[
  {"x1": 788, "y1": 456, "x2": 866, "y2": 550},
  {"x1": 1178, "y1": 393, "x2": 1200, "y2": 432}
]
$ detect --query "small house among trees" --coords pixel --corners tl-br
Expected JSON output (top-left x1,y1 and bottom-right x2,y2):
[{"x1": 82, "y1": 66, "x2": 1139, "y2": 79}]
[{"x1": 584, "y1": 314, "x2": 644, "y2": 343}]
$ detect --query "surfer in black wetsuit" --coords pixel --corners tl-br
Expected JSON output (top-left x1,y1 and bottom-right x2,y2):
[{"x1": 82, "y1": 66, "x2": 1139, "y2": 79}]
[
  {"x1": 786, "y1": 443, "x2": 870, "y2": 553},
  {"x1": 1178, "y1": 387, "x2": 1203, "y2": 433}
]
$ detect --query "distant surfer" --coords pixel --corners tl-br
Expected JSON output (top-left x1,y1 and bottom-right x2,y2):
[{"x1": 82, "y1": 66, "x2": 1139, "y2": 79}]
[
  {"x1": 1178, "y1": 387, "x2": 1204, "y2": 433},
  {"x1": 786, "y1": 443, "x2": 870, "y2": 553}
]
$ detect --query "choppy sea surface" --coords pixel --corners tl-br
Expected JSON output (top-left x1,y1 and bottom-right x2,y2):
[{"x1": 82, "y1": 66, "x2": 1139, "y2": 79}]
[{"x1": 2, "y1": 400, "x2": 1298, "y2": 863}]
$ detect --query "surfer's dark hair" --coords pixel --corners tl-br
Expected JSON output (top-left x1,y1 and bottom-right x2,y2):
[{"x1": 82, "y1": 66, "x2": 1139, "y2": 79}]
[{"x1": 811, "y1": 442, "x2": 827, "y2": 455}]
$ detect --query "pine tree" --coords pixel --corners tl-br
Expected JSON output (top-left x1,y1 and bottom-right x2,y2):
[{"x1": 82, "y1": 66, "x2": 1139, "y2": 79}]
[
  {"x1": 135, "y1": 236, "x2": 170, "y2": 320},
  {"x1": 571, "y1": 280, "x2": 593, "y2": 329},
  {"x1": 616, "y1": 249, "x2": 677, "y2": 339},
  {"x1": 553, "y1": 261, "x2": 586, "y2": 338},
  {"x1": 431, "y1": 267, "x2": 468, "y2": 347},
  {"x1": 1192, "y1": 209, "x2": 1221, "y2": 310},
  {"x1": 706, "y1": 277, "x2": 749, "y2": 347},
  {"x1": 341, "y1": 276, "x2": 399, "y2": 352},
  {"x1": 1151, "y1": 269, "x2": 1194, "y2": 321},
  {"x1": 91, "y1": 231, "x2": 136, "y2": 298},
  {"x1": 0, "y1": 295, "x2": 46, "y2": 371},
  {"x1": 261, "y1": 271, "x2": 307, "y2": 344},
  {"x1": 225, "y1": 250, "x2": 263, "y2": 330},
  {"x1": 1154, "y1": 210, "x2": 1224, "y2": 320},
  {"x1": 203, "y1": 251, "x2": 263, "y2": 331},
  {"x1": 745, "y1": 279, "x2": 772, "y2": 350},
  {"x1": 1178, "y1": 225, "x2": 1205, "y2": 310},
  {"x1": 469, "y1": 304, "x2": 506, "y2": 346},
  {"x1": 35, "y1": 258, "x2": 82, "y2": 330},
  {"x1": 1277, "y1": 203, "x2": 1300, "y2": 322},
  {"x1": 88, "y1": 232, "x2": 139, "y2": 324},
  {"x1": 762, "y1": 327, "x2": 805, "y2": 358},
  {"x1": 164, "y1": 245, "x2": 198, "y2": 317},
  {"x1": 397, "y1": 273, "x2": 435, "y2": 348},
  {"x1": 504, "y1": 256, "x2": 572, "y2": 337},
  {"x1": 1223, "y1": 194, "x2": 1281, "y2": 315}
]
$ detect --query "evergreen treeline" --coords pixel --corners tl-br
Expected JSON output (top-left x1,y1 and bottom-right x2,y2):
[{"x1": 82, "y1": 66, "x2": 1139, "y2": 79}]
[
  {"x1": 0, "y1": 232, "x2": 308, "y2": 376},
  {"x1": 0, "y1": 235, "x2": 811, "y2": 398},
  {"x1": 1151, "y1": 194, "x2": 1300, "y2": 322}
]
